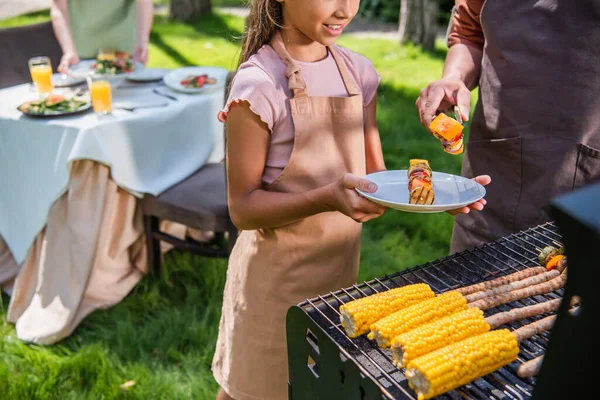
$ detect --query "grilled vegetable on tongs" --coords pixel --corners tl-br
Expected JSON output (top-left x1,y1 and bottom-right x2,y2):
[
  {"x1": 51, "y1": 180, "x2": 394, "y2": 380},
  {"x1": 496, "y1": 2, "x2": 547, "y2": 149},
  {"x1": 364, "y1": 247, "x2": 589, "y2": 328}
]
[
  {"x1": 408, "y1": 159, "x2": 434, "y2": 205},
  {"x1": 428, "y1": 110, "x2": 464, "y2": 155},
  {"x1": 339, "y1": 283, "x2": 434, "y2": 338}
]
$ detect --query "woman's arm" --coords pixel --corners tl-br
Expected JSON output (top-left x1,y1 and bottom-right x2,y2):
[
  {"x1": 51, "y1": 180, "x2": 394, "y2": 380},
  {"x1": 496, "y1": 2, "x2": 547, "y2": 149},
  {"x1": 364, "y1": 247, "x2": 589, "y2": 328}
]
[
  {"x1": 50, "y1": 0, "x2": 80, "y2": 73},
  {"x1": 364, "y1": 95, "x2": 386, "y2": 174},
  {"x1": 225, "y1": 102, "x2": 386, "y2": 231},
  {"x1": 133, "y1": 0, "x2": 154, "y2": 64}
]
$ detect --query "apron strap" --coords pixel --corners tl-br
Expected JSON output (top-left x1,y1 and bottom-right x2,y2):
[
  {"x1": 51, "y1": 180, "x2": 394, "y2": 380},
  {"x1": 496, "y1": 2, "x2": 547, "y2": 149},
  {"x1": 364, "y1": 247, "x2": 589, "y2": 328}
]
[
  {"x1": 270, "y1": 31, "x2": 361, "y2": 98},
  {"x1": 270, "y1": 31, "x2": 309, "y2": 98},
  {"x1": 329, "y1": 46, "x2": 361, "y2": 97}
]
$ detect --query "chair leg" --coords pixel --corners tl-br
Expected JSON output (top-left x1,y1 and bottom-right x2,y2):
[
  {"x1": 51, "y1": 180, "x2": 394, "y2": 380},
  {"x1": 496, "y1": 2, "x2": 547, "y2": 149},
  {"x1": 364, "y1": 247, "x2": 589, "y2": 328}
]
[
  {"x1": 144, "y1": 215, "x2": 162, "y2": 277},
  {"x1": 227, "y1": 225, "x2": 239, "y2": 255}
]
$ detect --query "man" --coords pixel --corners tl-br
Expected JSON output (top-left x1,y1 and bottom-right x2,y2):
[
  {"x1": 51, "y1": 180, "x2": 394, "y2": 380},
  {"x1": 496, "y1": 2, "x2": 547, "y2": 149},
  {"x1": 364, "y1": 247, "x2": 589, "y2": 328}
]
[{"x1": 416, "y1": 0, "x2": 600, "y2": 253}]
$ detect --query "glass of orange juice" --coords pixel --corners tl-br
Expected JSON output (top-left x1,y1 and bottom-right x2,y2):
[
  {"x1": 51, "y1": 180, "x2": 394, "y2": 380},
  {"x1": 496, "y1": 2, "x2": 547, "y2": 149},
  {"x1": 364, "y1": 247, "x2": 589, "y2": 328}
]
[
  {"x1": 28, "y1": 56, "x2": 54, "y2": 98},
  {"x1": 87, "y1": 75, "x2": 112, "y2": 115}
]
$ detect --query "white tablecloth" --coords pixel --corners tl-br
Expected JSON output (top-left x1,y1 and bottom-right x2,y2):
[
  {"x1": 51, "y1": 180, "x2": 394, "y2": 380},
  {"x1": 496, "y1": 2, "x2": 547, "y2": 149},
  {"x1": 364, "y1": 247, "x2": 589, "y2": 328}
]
[{"x1": 0, "y1": 78, "x2": 226, "y2": 264}]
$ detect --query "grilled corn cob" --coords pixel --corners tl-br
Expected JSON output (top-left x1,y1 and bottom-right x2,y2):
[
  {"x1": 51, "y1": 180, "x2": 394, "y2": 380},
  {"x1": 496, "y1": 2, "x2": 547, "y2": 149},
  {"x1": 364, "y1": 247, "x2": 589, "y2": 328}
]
[
  {"x1": 339, "y1": 283, "x2": 434, "y2": 338},
  {"x1": 368, "y1": 291, "x2": 468, "y2": 348},
  {"x1": 406, "y1": 329, "x2": 519, "y2": 400},
  {"x1": 391, "y1": 308, "x2": 490, "y2": 367}
]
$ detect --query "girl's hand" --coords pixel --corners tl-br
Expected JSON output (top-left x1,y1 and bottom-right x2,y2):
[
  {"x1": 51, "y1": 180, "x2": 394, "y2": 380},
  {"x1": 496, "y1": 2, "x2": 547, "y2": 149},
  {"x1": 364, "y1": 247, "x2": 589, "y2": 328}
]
[
  {"x1": 329, "y1": 173, "x2": 387, "y2": 223},
  {"x1": 58, "y1": 52, "x2": 80, "y2": 74},
  {"x1": 416, "y1": 77, "x2": 471, "y2": 129},
  {"x1": 446, "y1": 175, "x2": 491, "y2": 216}
]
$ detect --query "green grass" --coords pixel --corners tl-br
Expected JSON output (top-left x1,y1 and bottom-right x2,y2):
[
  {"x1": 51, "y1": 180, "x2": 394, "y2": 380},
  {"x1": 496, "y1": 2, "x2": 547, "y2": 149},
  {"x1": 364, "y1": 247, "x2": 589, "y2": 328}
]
[{"x1": 0, "y1": 8, "x2": 473, "y2": 400}]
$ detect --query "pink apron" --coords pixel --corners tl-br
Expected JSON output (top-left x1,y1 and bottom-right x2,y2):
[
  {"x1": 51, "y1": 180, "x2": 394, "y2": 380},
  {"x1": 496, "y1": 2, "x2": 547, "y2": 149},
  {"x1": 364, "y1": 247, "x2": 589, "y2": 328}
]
[{"x1": 212, "y1": 32, "x2": 367, "y2": 400}]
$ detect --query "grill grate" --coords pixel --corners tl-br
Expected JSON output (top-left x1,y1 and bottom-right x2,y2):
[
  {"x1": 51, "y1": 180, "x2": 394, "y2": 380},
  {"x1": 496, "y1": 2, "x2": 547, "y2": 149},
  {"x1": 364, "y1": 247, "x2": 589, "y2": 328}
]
[{"x1": 289, "y1": 222, "x2": 564, "y2": 400}]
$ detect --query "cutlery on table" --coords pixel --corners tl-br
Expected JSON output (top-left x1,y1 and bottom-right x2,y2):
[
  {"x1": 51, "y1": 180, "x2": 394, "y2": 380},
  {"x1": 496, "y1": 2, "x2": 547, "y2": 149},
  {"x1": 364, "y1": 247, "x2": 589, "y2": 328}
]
[
  {"x1": 153, "y1": 89, "x2": 178, "y2": 101},
  {"x1": 116, "y1": 103, "x2": 170, "y2": 112}
]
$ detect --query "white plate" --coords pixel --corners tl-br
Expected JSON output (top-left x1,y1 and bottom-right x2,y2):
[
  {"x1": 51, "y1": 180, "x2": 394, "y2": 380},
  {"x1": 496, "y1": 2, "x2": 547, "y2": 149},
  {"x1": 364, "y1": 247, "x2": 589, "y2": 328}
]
[
  {"x1": 356, "y1": 170, "x2": 486, "y2": 213},
  {"x1": 52, "y1": 73, "x2": 86, "y2": 87},
  {"x1": 126, "y1": 68, "x2": 170, "y2": 82},
  {"x1": 163, "y1": 66, "x2": 228, "y2": 94}
]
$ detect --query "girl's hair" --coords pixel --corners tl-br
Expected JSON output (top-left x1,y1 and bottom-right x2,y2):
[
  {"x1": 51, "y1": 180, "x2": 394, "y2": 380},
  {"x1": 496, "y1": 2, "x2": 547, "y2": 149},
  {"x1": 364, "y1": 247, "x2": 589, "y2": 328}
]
[{"x1": 238, "y1": 0, "x2": 283, "y2": 66}]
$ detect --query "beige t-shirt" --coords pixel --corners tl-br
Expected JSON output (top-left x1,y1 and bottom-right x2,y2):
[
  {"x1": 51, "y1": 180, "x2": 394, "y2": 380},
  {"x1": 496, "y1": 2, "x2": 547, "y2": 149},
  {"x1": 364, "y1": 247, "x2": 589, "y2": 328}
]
[{"x1": 68, "y1": 0, "x2": 137, "y2": 59}]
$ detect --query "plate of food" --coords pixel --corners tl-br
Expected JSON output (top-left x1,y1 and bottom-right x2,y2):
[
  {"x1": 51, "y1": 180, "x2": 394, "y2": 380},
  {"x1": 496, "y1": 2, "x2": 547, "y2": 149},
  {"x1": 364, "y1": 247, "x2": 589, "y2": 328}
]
[
  {"x1": 355, "y1": 159, "x2": 486, "y2": 213},
  {"x1": 52, "y1": 73, "x2": 86, "y2": 87},
  {"x1": 67, "y1": 50, "x2": 144, "y2": 88},
  {"x1": 17, "y1": 93, "x2": 91, "y2": 118},
  {"x1": 126, "y1": 68, "x2": 170, "y2": 82},
  {"x1": 163, "y1": 66, "x2": 228, "y2": 94}
]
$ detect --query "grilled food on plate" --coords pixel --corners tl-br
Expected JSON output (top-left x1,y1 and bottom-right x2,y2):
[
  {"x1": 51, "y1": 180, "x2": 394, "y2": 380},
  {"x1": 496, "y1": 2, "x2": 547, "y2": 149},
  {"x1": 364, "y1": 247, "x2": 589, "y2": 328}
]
[
  {"x1": 428, "y1": 113, "x2": 464, "y2": 155},
  {"x1": 180, "y1": 74, "x2": 217, "y2": 88},
  {"x1": 20, "y1": 94, "x2": 88, "y2": 115},
  {"x1": 408, "y1": 159, "x2": 434, "y2": 205},
  {"x1": 93, "y1": 50, "x2": 134, "y2": 74}
]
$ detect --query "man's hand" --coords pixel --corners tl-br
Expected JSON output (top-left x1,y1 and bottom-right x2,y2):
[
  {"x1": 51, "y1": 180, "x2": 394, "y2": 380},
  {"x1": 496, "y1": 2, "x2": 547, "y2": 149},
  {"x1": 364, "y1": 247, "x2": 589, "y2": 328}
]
[
  {"x1": 447, "y1": 175, "x2": 491, "y2": 216},
  {"x1": 416, "y1": 77, "x2": 471, "y2": 129}
]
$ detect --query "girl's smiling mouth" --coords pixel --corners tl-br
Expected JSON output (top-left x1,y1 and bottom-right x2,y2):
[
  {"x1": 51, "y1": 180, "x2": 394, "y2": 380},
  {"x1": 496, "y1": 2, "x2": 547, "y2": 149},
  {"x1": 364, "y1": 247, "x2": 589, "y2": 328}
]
[{"x1": 323, "y1": 23, "x2": 344, "y2": 36}]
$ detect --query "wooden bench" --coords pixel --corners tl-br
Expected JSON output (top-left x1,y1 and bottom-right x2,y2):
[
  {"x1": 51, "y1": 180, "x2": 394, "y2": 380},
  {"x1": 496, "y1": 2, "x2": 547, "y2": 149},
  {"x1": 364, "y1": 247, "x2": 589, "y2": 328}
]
[{"x1": 141, "y1": 71, "x2": 237, "y2": 275}]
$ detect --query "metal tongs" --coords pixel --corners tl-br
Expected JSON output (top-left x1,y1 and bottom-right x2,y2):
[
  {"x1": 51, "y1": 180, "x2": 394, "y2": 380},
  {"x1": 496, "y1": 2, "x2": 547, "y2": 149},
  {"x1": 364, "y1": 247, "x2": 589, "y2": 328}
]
[
  {"x1": 453, "y1": 105, "x2": 463, "y2": 125},
  {"x1": 433, "y1": 105, "x2": 464, "y2": 124}
]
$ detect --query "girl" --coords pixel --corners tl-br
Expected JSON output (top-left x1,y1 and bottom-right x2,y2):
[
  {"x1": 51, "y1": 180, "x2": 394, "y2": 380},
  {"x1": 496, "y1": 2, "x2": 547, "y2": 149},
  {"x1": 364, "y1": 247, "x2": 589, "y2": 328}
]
[{"x1": 212, "y1": 1, "x2": 489, "y2": 399}]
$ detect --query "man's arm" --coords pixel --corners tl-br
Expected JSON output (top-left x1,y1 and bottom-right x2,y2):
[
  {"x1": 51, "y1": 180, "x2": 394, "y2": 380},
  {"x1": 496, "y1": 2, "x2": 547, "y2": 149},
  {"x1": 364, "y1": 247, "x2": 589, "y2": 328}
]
[
  {"x1": 50, "y1": 0, "x2": 80, "y2": 73},
  {"x1": 444, "y1": 0, "x2": 485, "y2": 91},
  {"x1": 416, "y1": 0, "x2": 485, "y2": 125},
  {"x1": 133, "y1": 0, "x2": 154, "y2": 64}
]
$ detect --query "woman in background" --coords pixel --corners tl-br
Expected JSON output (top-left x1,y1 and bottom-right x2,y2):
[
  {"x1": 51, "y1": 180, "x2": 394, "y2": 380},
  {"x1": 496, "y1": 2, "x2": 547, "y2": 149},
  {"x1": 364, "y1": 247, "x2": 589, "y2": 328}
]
[{"x1": 50, "y1": 0, "x2": 154, "y2": 73}]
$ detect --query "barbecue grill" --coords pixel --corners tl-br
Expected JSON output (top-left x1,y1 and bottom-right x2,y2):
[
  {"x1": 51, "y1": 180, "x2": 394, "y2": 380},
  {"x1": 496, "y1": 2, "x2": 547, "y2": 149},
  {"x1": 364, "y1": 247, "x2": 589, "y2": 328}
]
[{"x1": 287, "y1": 181, "x2": 600, "y2": 400}]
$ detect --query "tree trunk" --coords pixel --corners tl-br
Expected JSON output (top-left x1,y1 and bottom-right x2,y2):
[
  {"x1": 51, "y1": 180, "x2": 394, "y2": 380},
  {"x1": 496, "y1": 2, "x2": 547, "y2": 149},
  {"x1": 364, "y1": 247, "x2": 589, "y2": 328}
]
[
  {"x1": 398, "y1": 0, "x2": 438, "y2": 51},
  {"x1": 169, "y1": 0, "x2": 212, "y2": 21}
]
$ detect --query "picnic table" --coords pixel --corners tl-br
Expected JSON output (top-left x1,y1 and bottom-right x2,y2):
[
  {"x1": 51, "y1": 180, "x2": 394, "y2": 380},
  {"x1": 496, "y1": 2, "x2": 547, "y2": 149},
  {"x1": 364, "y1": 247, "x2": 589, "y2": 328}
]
[{"x1": 0, "y1": 73, "x2": 227, "y2": 344}]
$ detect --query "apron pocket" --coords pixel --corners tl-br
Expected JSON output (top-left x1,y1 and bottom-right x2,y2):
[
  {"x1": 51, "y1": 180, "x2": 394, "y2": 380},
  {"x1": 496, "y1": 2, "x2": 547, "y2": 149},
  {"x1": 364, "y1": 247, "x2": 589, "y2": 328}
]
[
  {"x1": 456, "y1": 136, "x2": 522, "y2": 239},
  {"x1": 575, "y1": 143, "x2": 600, "y2": 188}
]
